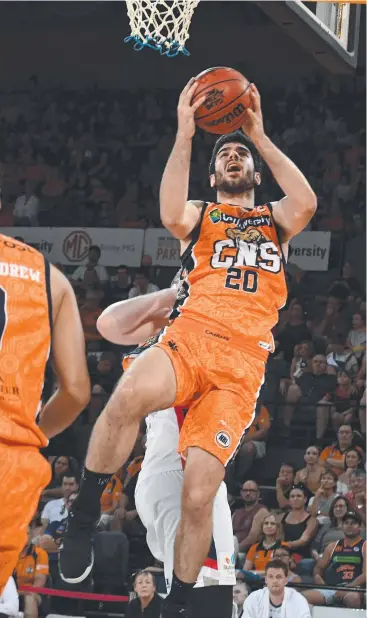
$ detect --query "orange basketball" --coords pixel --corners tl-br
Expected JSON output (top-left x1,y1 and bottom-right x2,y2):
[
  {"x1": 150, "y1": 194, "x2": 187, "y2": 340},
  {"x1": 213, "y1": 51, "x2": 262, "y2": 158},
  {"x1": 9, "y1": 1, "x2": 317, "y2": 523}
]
[{"x1": 193, "y1": 67, "x2": 252, "y2": 135}]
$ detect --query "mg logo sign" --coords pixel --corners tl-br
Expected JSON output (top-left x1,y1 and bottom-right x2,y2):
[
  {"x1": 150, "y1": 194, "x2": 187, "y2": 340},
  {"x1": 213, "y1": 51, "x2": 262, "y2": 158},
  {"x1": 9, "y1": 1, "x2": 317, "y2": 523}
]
[{"x1": 63, "y1": 230, "x2": 92, "y2": 262}]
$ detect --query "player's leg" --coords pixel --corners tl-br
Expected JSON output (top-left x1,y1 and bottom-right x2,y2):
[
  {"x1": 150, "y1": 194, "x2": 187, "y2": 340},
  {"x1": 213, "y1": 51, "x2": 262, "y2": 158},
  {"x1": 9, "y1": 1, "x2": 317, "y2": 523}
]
[
  {"x1": 0, "y1": 446, "x2": 50, "y2": 594},
  {"x1": 59, "y1": 346, "x2": 178, "y2": 583}
]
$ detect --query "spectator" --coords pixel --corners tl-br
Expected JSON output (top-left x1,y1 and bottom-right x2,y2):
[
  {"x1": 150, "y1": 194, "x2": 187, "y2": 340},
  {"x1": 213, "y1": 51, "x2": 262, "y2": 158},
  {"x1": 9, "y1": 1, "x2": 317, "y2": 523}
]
[
  {"x1": 280, "y1": 341, "x2": 313, "y2": 398},
  {"x1": 359, "y1": 387, "x2": 366, "y2": 436},
  {"x1": 307, "y1": 470, "x2": 339, "y2": 523},
  {"x1": 243, "y1": 559, "x2": 311, "y2": 618},
  {"x1": 14, "y1": 526, "x2": 48, "y2": 618},
  {"x1": 232, "y1": 481, "x2": 269, "y2": 554},
  {"x1": 108, "y1": 265, "x2": 132, "y2": 303},
  {"x1": 282, "y1": 355, "x2": 336, "y2": 441},
  {"x1": 71, "y1": 245, "x2": 109, "y2": 287},
  {"x1": 99, "y1": 471, "x2": 123, "y2": 531},
  {"x1": 303, "y1": 511, "x2": 365, "y2": 609},
  {"x1": 42, "y1": 455, "x2": 79, "y2": 501},
  {"x1": 40, "y1": 474, "x2": 79, "y2": 531},
  {"x1": 126, "y1": 571, "x2": 162, "y2": 618},
  {"x1": 337, "y1": 447, "x2": 365, "y2": 493},
  {"x1": 330, "y1": 370, "x2": 360, "y2": 431},
  {"x1": 329, "y1": 261, "x2": 361, "y2": 298},
  {"x1": 346, "y1": 312, "x2": 366, "y2": 361},
  {"x1": 235, "y1": 405, "x2": 271, "y2": 479},
  {"x1": 311, "y1": 495, "x2": 350, "y2": 558},
  {"x1": 275, "y1": 301, "x2": 312, "y2": 364},
  {"x1": 294, "y1": 445, "x2": 326, "y2": 495},
  {"x1": 0, "y1": 578, "x2": 18, "y2": 618},
  {"x1": 233, "y1": 582, "x2": 249, "y2": 618},
  {"x1": 326, "y1": 333, "x2": 359, "y2": 378},
  {"x1": 344, "y1": 470, "x2": 366, "y2": 523},
  {"x1": 79, "y1": 287, "x2": 104, "y2": 343},
  {"x1": 273, "y1": 546, "x2": 302, "y2": 584},
  {"x1": 13, "y1": 181, "x2": 39, "y2": 226},
  {"x1": 92, "y1": 351, "x2": 120, "y2": 394},
  {"x1": 320, "y1": 424, "x2": 364, "y2": 476},
  {"x1": 243, "y1": 514, "x2": 284, "y2": 576},
  {"x1": 314, "y1": 295, "x2": 349, "y2": 341},
  {"x1": 128, "y1": 269, "x2": 159, "y2": 298},
  {"x1": 279, "y1": 486, "x2": 318, "y2": 565},
  {"x1": 275, "y1": 464, "x2": 295, "y2": 510}
]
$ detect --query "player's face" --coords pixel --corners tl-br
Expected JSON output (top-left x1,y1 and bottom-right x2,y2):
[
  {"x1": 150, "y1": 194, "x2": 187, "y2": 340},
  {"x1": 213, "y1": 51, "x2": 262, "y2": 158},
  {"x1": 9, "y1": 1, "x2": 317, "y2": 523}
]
[
  {"x1": 265, "y1": 568, "x2": 287, "y2": 595},
  {"x1": 213, "y1": 143, "x2": 258, "y2": 194}
]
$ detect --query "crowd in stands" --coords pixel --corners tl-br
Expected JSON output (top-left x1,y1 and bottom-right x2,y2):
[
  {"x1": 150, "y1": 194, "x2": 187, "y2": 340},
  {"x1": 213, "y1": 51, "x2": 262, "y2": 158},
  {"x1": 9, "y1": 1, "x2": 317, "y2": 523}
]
[{"x1": 0, "y1": 73, "x2": 365, "y2": 617}]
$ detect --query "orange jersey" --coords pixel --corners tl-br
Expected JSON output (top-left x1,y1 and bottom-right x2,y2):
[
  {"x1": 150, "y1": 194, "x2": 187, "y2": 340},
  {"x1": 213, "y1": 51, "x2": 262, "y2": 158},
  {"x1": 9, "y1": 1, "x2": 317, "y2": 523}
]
[
  {"x1": 101, "y1": 475, "x2": 123, "y2": 513},
  {"x1": 0, "y1": 234, "x2": 51, "y2": 448},
  {"x1": 171, "y1": 202, "x2": 287, "y2": 359}
]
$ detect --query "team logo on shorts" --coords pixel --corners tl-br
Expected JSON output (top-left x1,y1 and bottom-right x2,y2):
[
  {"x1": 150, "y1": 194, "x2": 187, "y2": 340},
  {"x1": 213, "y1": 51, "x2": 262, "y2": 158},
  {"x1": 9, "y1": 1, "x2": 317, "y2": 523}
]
[{"x1": 215, "y1": 431, "x2": 231, "y2": 449}]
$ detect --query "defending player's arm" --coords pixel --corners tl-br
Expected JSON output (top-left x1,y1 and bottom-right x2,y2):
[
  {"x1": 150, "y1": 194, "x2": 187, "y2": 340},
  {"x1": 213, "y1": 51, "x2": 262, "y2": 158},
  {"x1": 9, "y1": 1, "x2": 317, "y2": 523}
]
[
  {"x1": 38, "y1": 265, "x2": 91, "y2": 438},
  {"x1": 241, "y1": 84, "x2": 317, "y2": 241},
  {"x1": 160, "y1": 78, "x2": 206, "y2": 240},
  {"x1": 97, "y1": 287, "x2": 177, "y2": 345}
]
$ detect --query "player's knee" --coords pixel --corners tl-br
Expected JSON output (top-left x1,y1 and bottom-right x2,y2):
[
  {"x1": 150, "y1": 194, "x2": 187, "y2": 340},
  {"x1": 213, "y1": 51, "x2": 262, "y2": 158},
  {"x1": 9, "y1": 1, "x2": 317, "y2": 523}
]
[
  {"x1": 109, "y1": 374, "x2": 146, "y2": 421},
  {"x1": 182, "y1": 483, "x2": 215, "y2": 516}
]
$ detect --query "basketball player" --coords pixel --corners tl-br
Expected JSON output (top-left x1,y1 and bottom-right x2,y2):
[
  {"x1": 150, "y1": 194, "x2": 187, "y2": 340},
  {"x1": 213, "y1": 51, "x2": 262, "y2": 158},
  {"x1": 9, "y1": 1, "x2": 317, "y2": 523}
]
[
  {"x1": 60, "y1": 78, "x2": 316, "y2": 617},
  {"x1": 0, "y1": 228, "x2": 90, "y2": 594},
  {"x1": 97, "y1": 291, "x2": 235, "y2": 618}
]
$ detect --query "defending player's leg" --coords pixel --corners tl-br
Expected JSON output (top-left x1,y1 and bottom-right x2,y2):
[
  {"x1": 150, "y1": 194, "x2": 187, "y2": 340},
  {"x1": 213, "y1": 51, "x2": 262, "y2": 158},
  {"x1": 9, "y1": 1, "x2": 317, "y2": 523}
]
[{"x1": 59, "y1": 346, "x2": 179, "y2": 584}]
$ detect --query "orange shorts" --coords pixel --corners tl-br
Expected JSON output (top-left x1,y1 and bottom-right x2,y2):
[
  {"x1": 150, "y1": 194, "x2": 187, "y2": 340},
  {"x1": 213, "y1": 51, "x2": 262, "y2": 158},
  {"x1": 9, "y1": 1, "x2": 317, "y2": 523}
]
[
  {"x1": 155, "y1": 318, "x2": 266, "y2": 466},
  {"x1": 0, "y1": 444, "x2": 51, "y2": 594}
]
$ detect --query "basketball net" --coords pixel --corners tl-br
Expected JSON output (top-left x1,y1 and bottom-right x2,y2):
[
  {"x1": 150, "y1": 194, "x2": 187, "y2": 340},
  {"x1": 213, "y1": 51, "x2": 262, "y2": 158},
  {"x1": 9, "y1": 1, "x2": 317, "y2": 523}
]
[{"x1": 124, "y1": 0, "x2": 200, "y2": 57}]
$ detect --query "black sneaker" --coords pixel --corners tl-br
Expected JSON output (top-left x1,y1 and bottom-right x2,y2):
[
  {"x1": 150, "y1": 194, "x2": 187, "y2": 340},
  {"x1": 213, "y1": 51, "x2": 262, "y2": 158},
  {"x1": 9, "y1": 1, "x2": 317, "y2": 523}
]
[
  {"x1": 59, "y1": 511, "x2": 95, "y2": 584},
  {"x1": 161, "y1": 601, "x2": 188, "y2": 617}
]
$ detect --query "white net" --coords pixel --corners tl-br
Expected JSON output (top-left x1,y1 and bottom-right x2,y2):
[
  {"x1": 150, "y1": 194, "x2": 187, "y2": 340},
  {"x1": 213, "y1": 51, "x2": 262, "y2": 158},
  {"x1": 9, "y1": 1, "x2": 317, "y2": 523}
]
[{"x1": 125, "y1": 0, "x2": 200, "y2": 56}]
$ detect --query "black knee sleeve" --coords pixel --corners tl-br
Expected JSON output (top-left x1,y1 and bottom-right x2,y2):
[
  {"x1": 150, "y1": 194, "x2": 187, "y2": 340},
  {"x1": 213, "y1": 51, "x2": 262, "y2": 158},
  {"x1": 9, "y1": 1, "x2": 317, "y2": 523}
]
[{"x1": 189, "y1": 584, "x2": 233, "y2": 618}]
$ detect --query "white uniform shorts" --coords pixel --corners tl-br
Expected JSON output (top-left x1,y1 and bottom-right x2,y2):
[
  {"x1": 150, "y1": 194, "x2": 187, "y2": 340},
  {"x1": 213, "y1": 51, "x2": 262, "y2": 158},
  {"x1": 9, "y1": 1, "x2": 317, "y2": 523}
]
[{"x1": 135, "y1": 470, "x2": 235, "y2": 591}]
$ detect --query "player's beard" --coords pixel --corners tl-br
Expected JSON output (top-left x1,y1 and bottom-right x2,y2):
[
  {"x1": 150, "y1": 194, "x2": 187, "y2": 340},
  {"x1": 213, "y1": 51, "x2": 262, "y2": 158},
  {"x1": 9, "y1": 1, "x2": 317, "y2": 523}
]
[{"x1": 215, "y1": 168, "x2": 256, "y2": 195}]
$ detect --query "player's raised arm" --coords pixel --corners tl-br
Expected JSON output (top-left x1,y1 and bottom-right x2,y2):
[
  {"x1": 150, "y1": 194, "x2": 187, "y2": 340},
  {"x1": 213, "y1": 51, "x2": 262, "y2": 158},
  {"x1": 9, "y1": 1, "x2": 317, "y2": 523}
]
[
  {"x1": 241, "y1": 84, "x2": 317, "y2": 241},
  {"x1": 160, "y1": 78, "x2": 206, "y2": 240},
  {"x1": 38, "y1": 265, "x2": 91, "y2": 438}
]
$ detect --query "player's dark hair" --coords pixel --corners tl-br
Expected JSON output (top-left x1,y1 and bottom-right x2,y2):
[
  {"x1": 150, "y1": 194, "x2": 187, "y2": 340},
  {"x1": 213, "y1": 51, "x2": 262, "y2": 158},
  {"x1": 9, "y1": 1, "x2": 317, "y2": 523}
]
[
  {"x1": 265, "y1": 559, "x2": 288, "y2": 576},
  {"x1": 209, "y1": 131, "x2": 263, "y2": 175}
]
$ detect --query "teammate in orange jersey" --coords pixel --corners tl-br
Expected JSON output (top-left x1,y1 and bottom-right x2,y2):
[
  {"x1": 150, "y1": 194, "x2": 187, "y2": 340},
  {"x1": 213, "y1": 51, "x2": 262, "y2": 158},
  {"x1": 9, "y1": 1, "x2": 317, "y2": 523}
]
[
  {"x1": 0, "y1": 223, "x2": 90, "y2": 594},
  {"x1": 60, "y1": 79, "x2": 316, "y2": 616}
]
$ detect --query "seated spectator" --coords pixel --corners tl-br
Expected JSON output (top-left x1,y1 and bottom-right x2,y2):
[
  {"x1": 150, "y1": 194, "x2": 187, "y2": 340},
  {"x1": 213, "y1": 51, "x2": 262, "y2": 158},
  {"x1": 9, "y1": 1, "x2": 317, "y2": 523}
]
[
  {"x1": 41, "y1": 456, "x2": 79, "y2": 501},
  {"x1": 275, "y1": 301, "x2": 312, "y2": 364},
  {"x1": 308, "y1": 470, "x2": 339, "y2": 523},
  {"x1": 13, "y1": 180, "x2": 39, "y2": 226},
  {"x1": 232, "y1": 481, "x2": 269, "y2": 555},
  {"x1": 311, "y1": 495, "x2": 350, "y2": 558},
  {"x1": 359, "y1": 387, "x2": 366, "y2": 436},
  {"x1": 126, "y1": 571, "x2": 162, "y2": 618},
  {"x1": 108, "y1": 264, "x2": 132, "y2": 303},
  {"x1": 232, "y1": 581, "x2": 249, "y2": 618},
  {"x1": 235, "y1": 404, "x2": 271, "y2": 479},
  {"x1": 128, "y1": 269, "x2": 159, "y2": 299},
  {"x1": 40, "y1": 474, "x2": 79, "y2": 532},
  {"x1": 14, "y1": 526, "x2": 48, "y2": 618},
  {"x1": 320, "y1": 424, "x2": 364, "y2": 476},
  {"x1": 280, "y1": 341, "x2": 313, "y2": 398},
  {"x1": 313, "y1": 294, "x2": 349, "y2": 342},
  {"x1": 346, "y1": 312, "x2": 366, "y2": 361},
  {"x1": 276, "y1": 463, "x2": 295, "y2": 510},
  {"x1": 344, "y1": 470, "x2": 366, "y2": 523},
  {"x1": 0, "y1": 577, "x2": 18, "y2": 618},
  {"x1": 326, "y1": 332, "x2": 359, "y2": 378},
  {"x1": 330, "y1": 370, "x2": 360, "y2": 431},
  {"x1": 99, "y1": 471, "x2": 123, "y2": 531},
  {"x1": 71, "y1": 245, "x2": 109, "y2": 287},
  {"x1": 243, "y1": 559, "x2": 311, "y2": 618},
  {"x1": 294, "y1": 445, "x2": 326, "y2": 495},
  {"x1": 38, "y1": 492, "x2": 77, "y2": 581},
  {"x1": 79, "y1": 287, "x2": 104, "y2": 343},
  {"x1": 303, "y1": 511, "x2": 365, "y2": 609},
  {"x1": 282, "y1": 355, "x2": 336, "y2": 441},
  {"x1": 242, "y1": 514, "x2": 284, "y2": 576},
  {"x1": 273, "y1": 545, "x2": 302, "y2": 584},
  {"x1": 329, "y1": 261, "x2": 361, "y2": 298},
  {"x1": 279, "y1": 486, "x2": 318, "y2": 566},
  {"x1": 91, "y1": 351, "x2": 120, "y2": 394},
  {"x1": 337, "y1": 447, "x2": 365, "y2": 493}
]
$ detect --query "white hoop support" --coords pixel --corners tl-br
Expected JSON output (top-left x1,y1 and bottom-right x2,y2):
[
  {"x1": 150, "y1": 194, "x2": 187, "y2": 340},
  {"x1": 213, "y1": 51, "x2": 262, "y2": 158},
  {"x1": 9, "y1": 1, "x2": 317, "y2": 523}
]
[{"x1": 124, "y1": 0, "x2": 200, "y2": 57}]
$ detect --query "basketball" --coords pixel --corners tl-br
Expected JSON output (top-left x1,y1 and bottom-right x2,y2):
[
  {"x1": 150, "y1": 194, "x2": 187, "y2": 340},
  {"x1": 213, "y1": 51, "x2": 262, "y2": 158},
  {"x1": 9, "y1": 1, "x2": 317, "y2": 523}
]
[{"x1": 193, "y1": 67, "x2": 252, "y2": 135}]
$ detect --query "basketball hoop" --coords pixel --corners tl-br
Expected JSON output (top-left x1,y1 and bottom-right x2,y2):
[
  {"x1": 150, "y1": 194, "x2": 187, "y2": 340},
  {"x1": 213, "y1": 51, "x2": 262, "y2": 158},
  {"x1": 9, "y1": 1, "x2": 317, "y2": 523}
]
[{"x1": 124, "y1": 0, "x2": 200, "y2": 57}]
